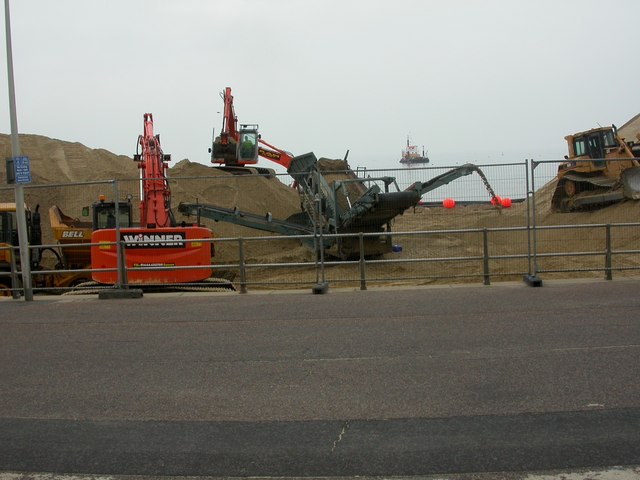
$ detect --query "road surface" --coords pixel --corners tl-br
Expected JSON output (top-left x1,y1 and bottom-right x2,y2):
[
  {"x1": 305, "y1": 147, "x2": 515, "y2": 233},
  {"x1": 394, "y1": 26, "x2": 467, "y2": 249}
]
[{"x1": 1, "y1": 279, "x2": 639, "y2": 476}]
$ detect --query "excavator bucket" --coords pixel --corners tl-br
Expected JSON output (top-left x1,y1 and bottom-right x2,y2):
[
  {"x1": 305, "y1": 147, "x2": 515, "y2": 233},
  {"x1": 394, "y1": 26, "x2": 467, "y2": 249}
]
[{"x1": 621, "y1": 167, "x2": 640, "y2": 200}]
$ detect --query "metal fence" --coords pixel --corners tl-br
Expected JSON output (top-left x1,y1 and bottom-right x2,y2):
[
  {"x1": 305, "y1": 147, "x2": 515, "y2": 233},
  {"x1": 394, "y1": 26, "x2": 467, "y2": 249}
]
[{"x1": 1, "y1": 158, "x2": 639, "y2": 298}]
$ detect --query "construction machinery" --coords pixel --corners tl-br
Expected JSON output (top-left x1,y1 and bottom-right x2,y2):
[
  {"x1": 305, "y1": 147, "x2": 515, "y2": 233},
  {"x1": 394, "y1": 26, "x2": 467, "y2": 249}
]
[
  {"x1": 180, "y1": 87, "x2": 506, "y2": 258},
  {"x1": 49, "y1": 198, "x2": 133, "y2": 270},
  {"x1": 90, "y1": 114, "x2": 214, "y2": 285},
  {"x1": 551, "y1": 125, "x2": 640, "y2": 212},
  {"x1": 209, "y1": 87, "x2": 293, "y2": 174},
  {"x1": 180, "y1": 153, "x2": 502, "y2": 259},
  {"x1": 1, "y1": 202, "x2": 38, "y2": 295},
  {"x1": 1, "y1": 203, "x2": 96, "y2": 295}
]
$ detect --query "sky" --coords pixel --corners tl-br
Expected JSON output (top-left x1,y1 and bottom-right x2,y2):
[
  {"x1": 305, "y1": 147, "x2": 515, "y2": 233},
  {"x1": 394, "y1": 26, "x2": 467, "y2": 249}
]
[{"x1": 2, "y1": 0, "x2": 639, "y2": 175}]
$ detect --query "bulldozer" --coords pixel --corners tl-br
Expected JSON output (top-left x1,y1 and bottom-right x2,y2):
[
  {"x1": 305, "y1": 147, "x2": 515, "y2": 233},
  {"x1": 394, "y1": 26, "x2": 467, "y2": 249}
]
[{"x1": 551, "y1": 125, "x2": 640, "y2": 212}]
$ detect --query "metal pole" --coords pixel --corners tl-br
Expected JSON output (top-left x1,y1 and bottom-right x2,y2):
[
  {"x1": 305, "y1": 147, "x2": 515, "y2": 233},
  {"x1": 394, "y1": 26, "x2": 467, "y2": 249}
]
[
  {"x1": 605, "y1": 224, "x2": 612, "y2": 281},
  {"x1": 112, "y1": 181, "x2": 125, "y2": 288},
  {"x1": 359, "y1": 232, "x2": 367, "y2": 291},
  {"x1": 482, "y1": 228, "x2": 490, "y2": 285},
  {"x1": 9, "y1": 244, "x2": 19, "y2": 298},
  {"x1": 312, "y1": 169, "x2": 328, "y2": 294},
  {"x1": 530, "y1": 159, "x2": 539, "y2": 275},
  {"x1": 523, "y1": 159, "x2": 542, "y2": 286},
  {"x1": 238, "y1": 237, "x2": 247, "y2": 294},
  {"x1": 5, "y1": 0, "x2": 32, "y2": 301},
  {"x1": 524, "y1": 159, "x2": 532, "y2": 275}
]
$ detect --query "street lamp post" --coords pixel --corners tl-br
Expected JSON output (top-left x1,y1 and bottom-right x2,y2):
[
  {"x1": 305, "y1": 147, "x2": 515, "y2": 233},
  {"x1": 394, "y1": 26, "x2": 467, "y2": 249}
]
[{"x1": 4, "y1": 0, "x2": 33, "y2": 300}]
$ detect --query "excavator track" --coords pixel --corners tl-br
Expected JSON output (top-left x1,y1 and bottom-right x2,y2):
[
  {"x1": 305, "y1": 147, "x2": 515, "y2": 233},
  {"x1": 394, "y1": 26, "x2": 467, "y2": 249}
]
[{"x1": 62, "y1": 277, "x2": 235, "y2": 295}]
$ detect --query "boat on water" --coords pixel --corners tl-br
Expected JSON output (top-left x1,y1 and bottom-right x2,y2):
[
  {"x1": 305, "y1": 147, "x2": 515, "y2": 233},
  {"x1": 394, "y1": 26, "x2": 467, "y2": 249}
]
[{"x1": 399, "y1": 136, "x2": 430, "y2": 165}]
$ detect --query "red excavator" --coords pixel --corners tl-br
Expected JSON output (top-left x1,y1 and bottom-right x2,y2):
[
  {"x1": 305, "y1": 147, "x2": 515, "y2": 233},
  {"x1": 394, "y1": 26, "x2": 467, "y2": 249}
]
[
  {"x1": 209, "y1": 86, "x2": 292, "y2": 173},
  {"x1": 91, "y1": 114, "x2": 213, "y2": 285}
]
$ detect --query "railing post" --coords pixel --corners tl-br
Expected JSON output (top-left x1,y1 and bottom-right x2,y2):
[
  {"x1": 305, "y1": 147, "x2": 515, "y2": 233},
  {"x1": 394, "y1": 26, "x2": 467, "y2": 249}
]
[
  {"x1": 359, "y1": 232, "x2": 367, "y2": 291},
  {"x1": 524, "y1": 159, "x2": 542, "y2": 287},
  {"x1": 482, "y1": 228, "x2": 490, "y2": 285},
  {"x1": 605, "y1": 224, "x2": 612, "y2": 281},
  {"x1": 9, "y1": 245, "x2": 20, "y2": 299},
  {"x1": 238, "y1": 237, "x2": 247, "y2": 294},
  {"x1": 312, "y1": 185, "x2": 328, "y2": 294},
  {"x1": 112, "y1": 180, "x2": 126, "y2": 289}
]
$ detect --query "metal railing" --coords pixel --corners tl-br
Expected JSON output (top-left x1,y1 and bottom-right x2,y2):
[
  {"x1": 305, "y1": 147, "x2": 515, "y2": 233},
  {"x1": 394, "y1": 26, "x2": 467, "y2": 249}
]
[{"x1": 2, "y1": 159, "x2": 640, "y2": 298}]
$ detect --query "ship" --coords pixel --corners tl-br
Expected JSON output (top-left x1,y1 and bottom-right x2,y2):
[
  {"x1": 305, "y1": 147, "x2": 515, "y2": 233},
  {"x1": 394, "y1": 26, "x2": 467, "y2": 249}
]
[{"x1": 399, "y1": 136, "x2": 430, "y2": 165}]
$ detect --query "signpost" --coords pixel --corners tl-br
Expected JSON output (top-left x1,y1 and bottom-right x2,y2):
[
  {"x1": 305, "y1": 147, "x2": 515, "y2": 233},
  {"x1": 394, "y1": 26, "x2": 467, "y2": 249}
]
[{"x1": 12, "y1": 155, "x2": 31, "y2": 184}]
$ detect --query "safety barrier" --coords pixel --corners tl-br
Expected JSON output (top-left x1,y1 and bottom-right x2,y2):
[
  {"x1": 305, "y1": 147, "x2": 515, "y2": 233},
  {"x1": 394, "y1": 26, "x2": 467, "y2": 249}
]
[{"x1": 1, "y1": 159, "x2": 639, "y2": 297}]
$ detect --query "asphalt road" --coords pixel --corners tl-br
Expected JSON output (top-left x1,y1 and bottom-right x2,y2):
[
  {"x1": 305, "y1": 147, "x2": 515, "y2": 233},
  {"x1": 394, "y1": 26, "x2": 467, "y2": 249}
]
[{"x1": 1, "y1": 279, "x2": 639, "y2": 477}]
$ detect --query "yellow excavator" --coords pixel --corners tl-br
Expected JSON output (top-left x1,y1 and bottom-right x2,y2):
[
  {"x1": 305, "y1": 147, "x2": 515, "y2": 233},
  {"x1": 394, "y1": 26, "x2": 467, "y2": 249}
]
[{"x1": 551, "y1": 125, "x2": 640, "y2": 212}]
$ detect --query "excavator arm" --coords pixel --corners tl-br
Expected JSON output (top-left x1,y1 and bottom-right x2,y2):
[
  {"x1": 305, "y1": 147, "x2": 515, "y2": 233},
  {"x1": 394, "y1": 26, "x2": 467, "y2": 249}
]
[
  {"x1": 134, "y1": 113, "x2": 174, "y2": 228},
  {"x1": 258, "y1": 138, "x2": 293, "y2": 169}
]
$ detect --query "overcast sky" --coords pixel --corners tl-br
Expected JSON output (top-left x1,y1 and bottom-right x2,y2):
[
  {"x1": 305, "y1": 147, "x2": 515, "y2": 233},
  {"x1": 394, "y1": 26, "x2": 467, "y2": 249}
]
[{"x1": 2, "y1": 0, "x2": 639, "y2": 173}]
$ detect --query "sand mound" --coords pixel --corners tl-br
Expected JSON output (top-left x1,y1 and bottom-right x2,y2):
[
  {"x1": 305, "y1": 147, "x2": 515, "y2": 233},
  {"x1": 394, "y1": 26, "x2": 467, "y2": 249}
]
[{"x1": 2, "y1": 133, "x2": 639, "y2": 285}]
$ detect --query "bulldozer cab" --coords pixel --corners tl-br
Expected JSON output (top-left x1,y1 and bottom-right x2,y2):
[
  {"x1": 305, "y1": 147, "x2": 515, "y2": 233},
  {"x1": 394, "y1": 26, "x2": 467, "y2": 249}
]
[
  {"x1": 237, "y1": 125, "x2": 259, "y2": 163},
  {"x1": 568, "y1": 127, "x2": 621, "y2": 168},
  {"x1": 92, "y1": 200, "x2": 133, "y2": 230}
]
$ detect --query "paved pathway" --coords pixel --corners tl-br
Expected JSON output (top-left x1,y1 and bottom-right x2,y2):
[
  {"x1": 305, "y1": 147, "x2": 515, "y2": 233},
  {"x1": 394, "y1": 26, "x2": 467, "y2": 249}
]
[{"x1": 1, "y1": 280, "x2": 639, "y2": 476}]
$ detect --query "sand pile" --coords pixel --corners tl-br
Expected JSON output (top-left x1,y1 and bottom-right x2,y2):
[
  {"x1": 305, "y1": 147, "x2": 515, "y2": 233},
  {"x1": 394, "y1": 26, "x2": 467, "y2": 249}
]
[
  {"x1": 0, "y1": 133, "x2": 307, "y2": 265},
  {"x1": 2, "y1": 133, "x2": 639, "y2": 286}
]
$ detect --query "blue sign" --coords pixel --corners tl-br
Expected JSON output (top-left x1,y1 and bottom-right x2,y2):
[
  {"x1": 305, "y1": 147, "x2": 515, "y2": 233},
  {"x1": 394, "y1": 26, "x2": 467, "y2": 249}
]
[{"x1": 13, "y1": 156, "x2": 31, "y2": 184}]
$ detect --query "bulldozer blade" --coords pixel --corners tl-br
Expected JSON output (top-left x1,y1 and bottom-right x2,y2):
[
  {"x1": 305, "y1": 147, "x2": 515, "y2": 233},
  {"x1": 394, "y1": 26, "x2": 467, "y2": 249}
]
[{"x1": 621, "y1": 167, "x2": 640, "y2": 200}]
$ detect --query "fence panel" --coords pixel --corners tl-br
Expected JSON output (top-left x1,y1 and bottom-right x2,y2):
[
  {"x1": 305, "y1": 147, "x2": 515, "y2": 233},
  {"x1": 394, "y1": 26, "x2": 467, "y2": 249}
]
[
  {"x1": 531, "y1": 159, "x2": 640, "y2": 279},
  {"x1": 3, "y1": 158, "x2": 640, "y2": 297}
]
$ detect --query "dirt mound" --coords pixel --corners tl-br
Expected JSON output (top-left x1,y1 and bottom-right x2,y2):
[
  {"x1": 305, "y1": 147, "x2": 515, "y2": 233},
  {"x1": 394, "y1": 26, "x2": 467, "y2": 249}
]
[
  {"x1": 0, "y1": 133, "x2": 138, "y2": 183},
  {"x1": 0, "y1": 133, "x2": 304, "y2": 264},
  {"x1": 3, "y1": 133, "x2": 640, "y2": 286}
]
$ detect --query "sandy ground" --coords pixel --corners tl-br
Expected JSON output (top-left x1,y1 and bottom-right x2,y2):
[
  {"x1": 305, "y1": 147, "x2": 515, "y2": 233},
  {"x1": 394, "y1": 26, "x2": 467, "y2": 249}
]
[{"x1": 2, "y1": 133, "x2": 639, "y2": 288}]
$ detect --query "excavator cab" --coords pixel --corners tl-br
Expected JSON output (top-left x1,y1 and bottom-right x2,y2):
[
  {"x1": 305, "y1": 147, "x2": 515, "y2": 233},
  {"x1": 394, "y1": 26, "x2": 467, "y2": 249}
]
[
  {"x1": 237, "y1": 124, "x2": 259, "y2": 163},
  {"x1": 92, "y1": 198, "x2": 133, "y2": 230}
]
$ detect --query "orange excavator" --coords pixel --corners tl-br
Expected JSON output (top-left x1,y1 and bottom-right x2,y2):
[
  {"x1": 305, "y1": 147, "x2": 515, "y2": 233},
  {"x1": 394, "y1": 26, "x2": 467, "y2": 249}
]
[
  {"x1": 91, "y1": 114, "x2": 214, "y2": 285},
  {"x1": 209, "y1": 87, "x2": 292, "y2": 173}
]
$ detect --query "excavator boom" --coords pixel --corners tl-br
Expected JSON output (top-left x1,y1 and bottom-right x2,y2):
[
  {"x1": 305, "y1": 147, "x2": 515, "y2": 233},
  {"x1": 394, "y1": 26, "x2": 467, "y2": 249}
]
[{"x1": 136, "y1": 113, "x2": 173, "y2": 228}]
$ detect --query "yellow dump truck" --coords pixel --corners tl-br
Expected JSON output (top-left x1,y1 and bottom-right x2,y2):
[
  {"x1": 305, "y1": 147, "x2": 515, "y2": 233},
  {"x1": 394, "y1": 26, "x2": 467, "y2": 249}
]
[{"x1": 0, "y1": 203, "x2": 91, "y2": 295}]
